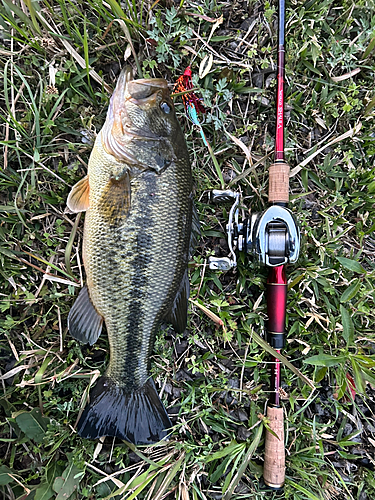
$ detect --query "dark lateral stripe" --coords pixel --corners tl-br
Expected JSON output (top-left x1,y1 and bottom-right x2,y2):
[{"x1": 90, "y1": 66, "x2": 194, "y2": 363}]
[{"x1": 121, "y1": 174, "x2": 157, "y2": 388}]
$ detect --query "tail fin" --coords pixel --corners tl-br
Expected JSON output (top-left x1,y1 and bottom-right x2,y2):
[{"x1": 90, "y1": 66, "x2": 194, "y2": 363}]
[{"x1": 77, "y1": 376, "x2": 172, "y2": 444}]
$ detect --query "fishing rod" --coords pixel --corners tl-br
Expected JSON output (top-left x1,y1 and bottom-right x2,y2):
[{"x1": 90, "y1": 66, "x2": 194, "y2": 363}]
[{"x1": 208, "y1": 0, "x2": 300, "y2": 489}]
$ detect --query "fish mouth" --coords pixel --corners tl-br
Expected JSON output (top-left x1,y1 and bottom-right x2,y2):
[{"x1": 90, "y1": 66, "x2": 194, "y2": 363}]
[
  {"x1": 111, "y1": 67, "x2": 170, "y2": 129},
  {"x1": 113, "y1": 67, "x2": 168, "y2": 102},
  {"x1": 126, "y1": 78, "x2": 168, "y2": 100}
]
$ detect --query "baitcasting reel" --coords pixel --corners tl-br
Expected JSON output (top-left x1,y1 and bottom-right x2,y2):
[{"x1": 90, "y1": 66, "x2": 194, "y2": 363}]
[{"x1": 208, "y1": 190, "x2": 300, "y2": 271}]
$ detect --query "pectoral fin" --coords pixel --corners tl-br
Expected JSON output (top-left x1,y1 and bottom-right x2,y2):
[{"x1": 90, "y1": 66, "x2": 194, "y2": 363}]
[
  {"x1": 166, "y1": 271, "x2": 189, "y2": 333},
  {"x1": 67, "y1": 176, "x2": 90, "y2": 213},
  {"x1": 98, "y1": 171, "x2": 131, "y2": 225},
  {"x1": 68, "y1": 286, "x2": 103, "y2": 345}
]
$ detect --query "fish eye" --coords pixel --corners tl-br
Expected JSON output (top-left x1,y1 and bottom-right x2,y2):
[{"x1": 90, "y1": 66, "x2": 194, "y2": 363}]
[{"x1": 160, "y1": 102, "x2": 171, "y2": 114}]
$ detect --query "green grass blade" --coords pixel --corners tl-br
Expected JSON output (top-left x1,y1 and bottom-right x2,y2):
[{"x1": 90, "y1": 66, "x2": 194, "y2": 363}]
[
  {"x1": 64, "y1": 213, "x2": 81, "y2": 278},
  {"x1": 288, "y1": 480, "x2": 323, "y2": 500},
  {"x1": 223, "y1": 423, "x2": 263, "y2": 500},
  {"x1": 248, "y1": 326, "x2": 315, "y2": 389},
  {"x1": 23, "y1": 0, "x2": 41, "y2": 33}
]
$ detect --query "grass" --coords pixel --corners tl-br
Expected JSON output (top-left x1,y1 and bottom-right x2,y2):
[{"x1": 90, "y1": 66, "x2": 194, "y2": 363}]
[{"x1": 1, "y1": 0, "x2": 375, "y2": 499}]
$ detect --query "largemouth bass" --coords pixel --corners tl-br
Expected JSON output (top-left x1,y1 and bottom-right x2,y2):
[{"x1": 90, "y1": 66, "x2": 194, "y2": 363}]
[{"x1": 67, "y1": 67, "x2": 196, "y2": 444}]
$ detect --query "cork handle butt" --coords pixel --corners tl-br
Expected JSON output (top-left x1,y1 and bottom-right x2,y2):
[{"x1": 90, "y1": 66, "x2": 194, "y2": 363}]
[
  {"x1": 263, "y1": 406, "x2": 285, "y2": 489},
  {"x1": 268, "y1": 162, "x2": 290, "y2": 204}
]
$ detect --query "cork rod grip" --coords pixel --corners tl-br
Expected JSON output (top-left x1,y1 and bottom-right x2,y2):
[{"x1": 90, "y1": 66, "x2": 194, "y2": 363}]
[
  {"x1": 263, "y1": 406, "x2": 285, "y2": 489},
  {"x1": 268, "y1": 162, "x2": 290, "y2": 204}
]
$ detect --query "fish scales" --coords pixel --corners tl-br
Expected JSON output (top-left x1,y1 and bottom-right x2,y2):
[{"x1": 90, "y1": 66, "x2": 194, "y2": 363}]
[
  {"x1": 85, "y1": 135, "x2": 192, "y2": 388},
  {"x1": 67, "y1": 68, "x2": 195, "y2": 443}
]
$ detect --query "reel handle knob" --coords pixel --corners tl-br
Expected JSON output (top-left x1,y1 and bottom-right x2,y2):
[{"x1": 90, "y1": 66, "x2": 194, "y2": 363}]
[
  {"x1": 210, "y1": 190, "x2": 237, "y2": 204},
  {"x1": 208, "y1": 257, "x2": 235, "y2": 271}
]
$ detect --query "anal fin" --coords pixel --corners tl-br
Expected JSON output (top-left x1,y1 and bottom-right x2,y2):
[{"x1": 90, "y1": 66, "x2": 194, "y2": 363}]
[
  {"x1": 68, "y1": 286, "x2": 103, "y2": 345},
  {"x1": 166, "y1": 271, "x2": 189, "y2": 333},
  {"x1": 67, "y1": 176, "x2": 90, "y2": 213}
]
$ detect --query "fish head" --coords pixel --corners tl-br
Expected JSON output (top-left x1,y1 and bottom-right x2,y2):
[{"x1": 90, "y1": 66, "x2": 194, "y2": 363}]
[{"x1": 102, "y1": 68, "x2": 182, "y2": 174}]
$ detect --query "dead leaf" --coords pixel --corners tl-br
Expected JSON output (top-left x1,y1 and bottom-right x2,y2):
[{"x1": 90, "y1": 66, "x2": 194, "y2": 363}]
[
  {"x1": 208, "y1": 14, "x2": 224, "y2": 42},
  {"x1": 124, "y1": 44, "x2": 132, "y2": 62},
  {"x1": 290, "y1": 122, "x2": 362, "y2": 177},
  {"x1": 189, "y1": 299, "x2": 224, "y2": 327},
  {"x1": 331, "y1": 68, "x2": 361, "y2": 82},
  {"x1": 179, "y1": 482, "x2": 190, "y2": 500},
  {"x1": 199, "y1": 53, "x2": 213, "y2": 79},
  {"x1": 0, "y1": 365, "x2": 29, "y2": 380},
  {"x1": 225, "y1": 131, "x2": 251, "y2": 164}
]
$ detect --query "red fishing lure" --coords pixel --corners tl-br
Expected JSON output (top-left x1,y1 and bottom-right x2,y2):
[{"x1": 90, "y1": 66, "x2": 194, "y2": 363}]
[{"x1": 174, "y1": 66, "x2": 206, "y2": 114}]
